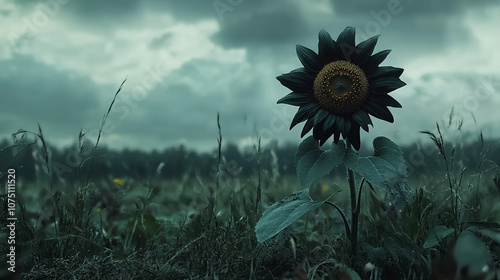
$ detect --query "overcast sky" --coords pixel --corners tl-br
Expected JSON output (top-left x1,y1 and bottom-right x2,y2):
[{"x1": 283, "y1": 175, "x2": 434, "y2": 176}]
[{"x1": 1, "y1": 0, "x2": 499, "y2": 152}]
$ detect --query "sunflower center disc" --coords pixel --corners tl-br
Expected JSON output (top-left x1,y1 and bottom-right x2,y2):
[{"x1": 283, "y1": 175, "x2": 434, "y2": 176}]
[{"x1": 313, "y1": 60, "x2": 369, "y2": 114}]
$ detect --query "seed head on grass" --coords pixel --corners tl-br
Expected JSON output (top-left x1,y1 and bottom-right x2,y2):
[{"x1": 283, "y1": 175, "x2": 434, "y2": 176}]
[
  {"x1": 420, "y1": 123, "x2": 446, "y2": 157},
  {"x1": 85, "y1": 78, "x2": 127, "y2": 187}
]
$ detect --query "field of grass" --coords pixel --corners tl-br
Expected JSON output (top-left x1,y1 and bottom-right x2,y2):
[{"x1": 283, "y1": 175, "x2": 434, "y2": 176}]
[
  {"x1": 2, "y1": 132, "x2": 500, "y2": 279},
  {"x1": 1, "y1": 83, "x2": 500, "y2": 279}
]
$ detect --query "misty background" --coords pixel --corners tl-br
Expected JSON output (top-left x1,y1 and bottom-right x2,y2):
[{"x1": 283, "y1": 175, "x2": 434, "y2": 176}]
[{"x1": 1, "y1": 0, "x2": 499, "y2": 181}]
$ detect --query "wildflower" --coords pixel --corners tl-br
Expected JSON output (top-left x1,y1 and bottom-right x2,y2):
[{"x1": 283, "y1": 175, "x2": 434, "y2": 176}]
[
  {"x1": 277, "y1": 27, "x2": 405, "y2": 150},
  {"x1": 113, "y1": 178, "x2": 125, "y2": 186}
]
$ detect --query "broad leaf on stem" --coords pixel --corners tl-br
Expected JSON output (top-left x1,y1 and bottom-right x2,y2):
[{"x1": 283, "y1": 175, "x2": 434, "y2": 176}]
[
  {"x1": 294, "y1": 136, "x2": 346, "y2": 188},
  {"x1": 343, "y1": 136, "x2": 413, "y2": 207},
  {"x1": 255, "y1": 188, "x2": 325, "y2": 243},
  {"x1": 423, "y1": 225, "x2": 455, "y2": 249}
]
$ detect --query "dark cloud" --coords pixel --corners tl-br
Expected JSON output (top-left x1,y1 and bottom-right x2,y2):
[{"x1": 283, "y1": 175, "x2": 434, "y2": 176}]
[
  {"x1": 14, "y1": 0, "x2": 143, "y2": 26},
  {"x1": 13, "y1": 0, "x2": 219, "y2": 31},
  {"x1": 65, "y1": 0, "x2": 142, "y2": 19},
  {"x1": 106, "y1": 58, "x2": 276, "y2": 150},
  {"x1": 0, "y1": 55, "x2": 101, "y2": 141},
  {"x1": 332, "y1": 0, "x2": 456, "y2": 16},
  {"x1": 325, "y1": 0, "x2": 496, "y2": 58},
  {"x1": 144, "y1": 1, "x2": 215, "y2": 22},
  {"x1": 212, "y1": 1, "x2": 312, "y2": 48},
  {"x1": 331, "y1": 0, "x2": 498, "y2": 16}
]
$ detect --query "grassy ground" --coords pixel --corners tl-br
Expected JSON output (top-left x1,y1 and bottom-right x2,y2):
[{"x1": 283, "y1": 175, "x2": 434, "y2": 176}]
[
  {"x1": 1, "y1": 83, "x2": 499, "y2": 279},
  {"x1": 2, "y1": 162, "x2": 500, "y2": 279}
]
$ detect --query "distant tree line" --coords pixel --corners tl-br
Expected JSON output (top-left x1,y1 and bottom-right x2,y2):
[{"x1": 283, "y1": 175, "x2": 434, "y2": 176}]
[
  {"x1": 0, "y1": 137, "x2": 499, "y2": 184},
  {"x1": 0, "y1": 138, "x2": 296, "y2": 183}
]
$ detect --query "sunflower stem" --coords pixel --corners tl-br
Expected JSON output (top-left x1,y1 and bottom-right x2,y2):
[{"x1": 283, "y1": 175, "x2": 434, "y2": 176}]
[{"x1": 345, "y1": 140, "x2": 358, "y2": 261}]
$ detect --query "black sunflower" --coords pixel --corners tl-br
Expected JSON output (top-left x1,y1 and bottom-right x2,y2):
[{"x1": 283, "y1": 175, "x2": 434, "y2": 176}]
[{"x1": 277, "y1": 27, "x2": 406, "y2": 150}]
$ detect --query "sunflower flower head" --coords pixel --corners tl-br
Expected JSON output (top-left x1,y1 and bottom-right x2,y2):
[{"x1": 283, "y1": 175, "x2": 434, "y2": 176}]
[{"x1": 277, "y1": 27, "x2": 406, "y2": 150}]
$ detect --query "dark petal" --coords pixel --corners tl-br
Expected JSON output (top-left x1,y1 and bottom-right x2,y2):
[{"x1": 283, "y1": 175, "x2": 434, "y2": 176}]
[
  {"x1": 362, "y1": 102, "x2": 395, "y2": 123},
  {"x1": 342, "y1": 117, "x2": 352, "y2": 139},
  {"x1": 313, "y1": 109, "x2": 329, "y2": 126},
  {"x1": 318, "y1": 29, "x2": 336, "y2": 63},
  {"x1": 318, "y1": 123, "x2": 336, "y2": 145},
  {"x1": 367, "y1": 94, "x2": 402, "y2": 108},
  {"x1": 325, "y1": 117, "x2": 341, "y2": 144},
  {"x1": 320, "y1": 114, "x2": 340, "y2": 145},
  {"x1": 319, "y1": 128, "x2": 334, "y2": 146},
  {"x1": 352, "y1": 110, "x2": 372, "y2": 132},
  {"x1": 337, "y1": 27, "x2": 356, "y2": 48},
  {"x1": 362, "y1": 49, "x2": 391, "y2": 75},
  {"x1": 336, "y1": 116, "x2": 345, "y2": 136},
  {"x1": 370, "y1": 77, "x2": 406, "y2": 94},
  {"x1": 354, "y1": 35, "x2": 380, "y2": 66},
  {"x1": 348, "y1": 123, "x2": 361, "y2": 151},
  {"x1": 290, "y1": 102, "x2": 321, "y2": 129},
  {"x1": 333, "y1": 130, "x2": 341, "y2": 143},
  {"x1": 277, "y1": 92, "x2": 315, "y2": 106},
  {"x1": 335, "y1": 27, "x2": 356, "y2": 61},
  {"x1": 276, "y1": 68, "x2": 315, "y2": 92},
  {"x1": 322, "y1": 114, "x2": 336, "y2": 132},
  {"x1": 296, "y1": 44, "x2": 323, "y2": 72},
  {"x1": 313, "y1": 122, "x2": 325, "y2": 139},
  {"x1": 367, "y1": 66, "x2": 404, "y2": 79},
  {"x1": 301, "y1": 118, "x2": 314, "y2": 137}
]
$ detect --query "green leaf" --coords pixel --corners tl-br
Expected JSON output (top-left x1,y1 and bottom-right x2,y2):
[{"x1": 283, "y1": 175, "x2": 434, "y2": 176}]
[
  {"x1": 255, "y1": 188, "x2": 325, "y2": 243},
  {"x1": 423, "y1": 225, "x2": 455, "y2": 249},
  {"x1": 343, "y1": 136, "x2": 413, "y2": 207},
  {"x1": 360, "y1": 242, "x2": 387, "y2": 264},
  {"x1": 477, "y1": 227, "x2": 500, "y2": 243},
  {"x1": 294, "y1": 136, "x2": 346, "y2": 187},
  {"x1": 454, "y1": 227, "x2": 491, "y2": 275},
  {"x1": 141, "y1": 214, "x2": 161, "y2": 239}
]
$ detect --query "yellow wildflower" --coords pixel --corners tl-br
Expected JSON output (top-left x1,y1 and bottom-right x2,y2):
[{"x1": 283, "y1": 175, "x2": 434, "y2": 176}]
[{"x1": 113, "y1": 178, "x2": 125, "y2": 186}]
